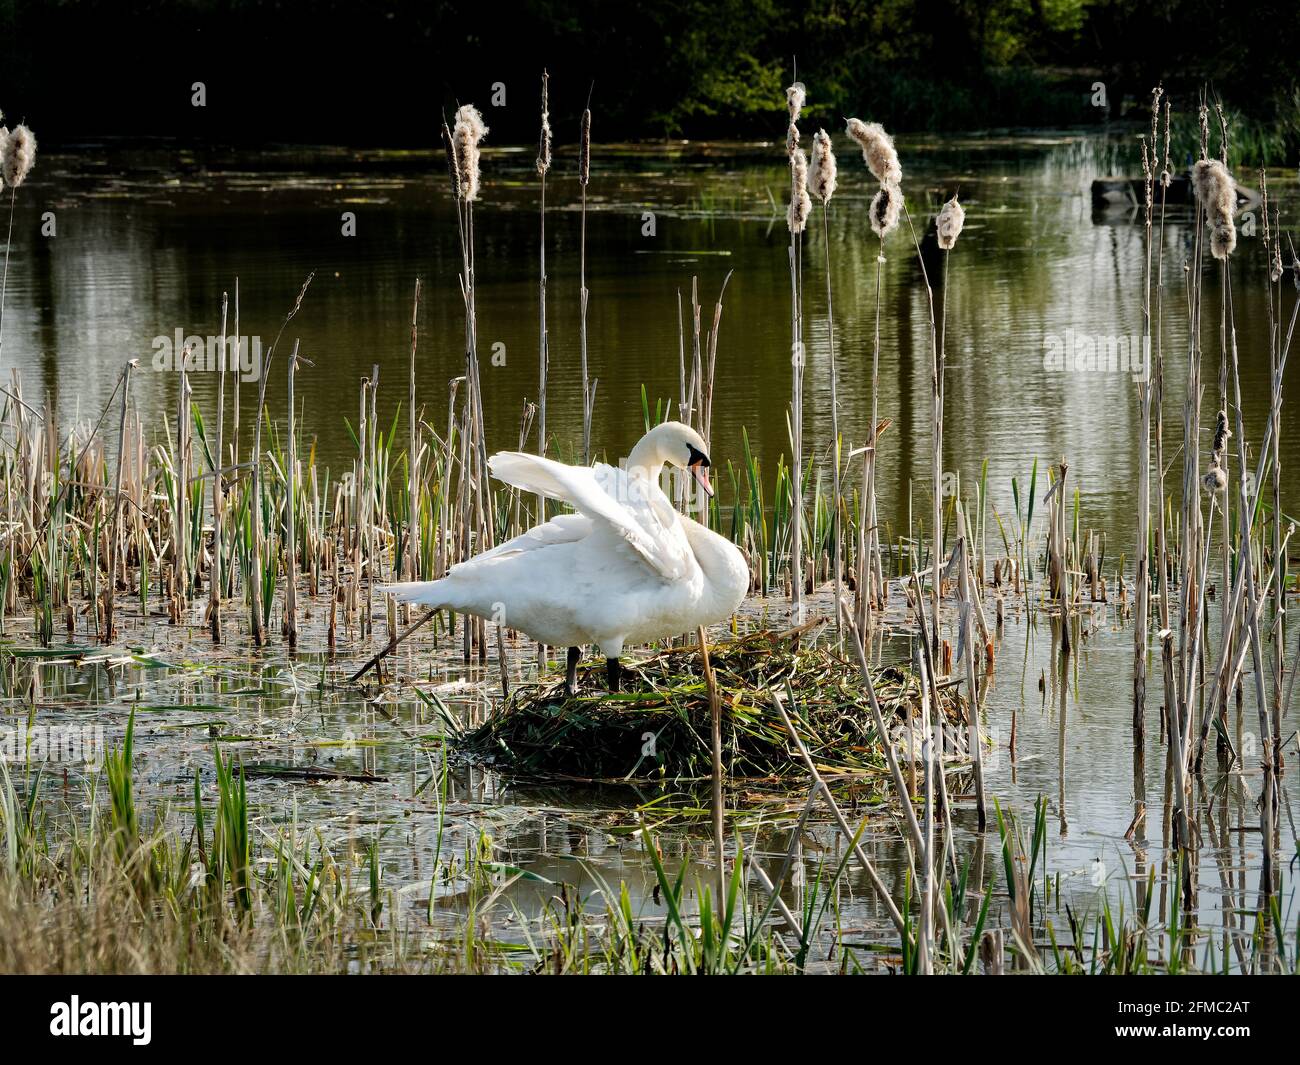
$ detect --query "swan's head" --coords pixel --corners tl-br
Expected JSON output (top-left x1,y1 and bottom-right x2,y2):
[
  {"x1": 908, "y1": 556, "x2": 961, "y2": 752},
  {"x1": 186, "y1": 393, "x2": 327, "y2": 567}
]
[{"x1": 628, "y1": 421, "x2": 713, "y2": 497}]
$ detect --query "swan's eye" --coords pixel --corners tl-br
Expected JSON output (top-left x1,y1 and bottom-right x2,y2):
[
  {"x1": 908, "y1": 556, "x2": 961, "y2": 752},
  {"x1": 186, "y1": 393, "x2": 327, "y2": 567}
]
[{"x1": 686, "y1": 443, "x2": 710, "y2": 468}]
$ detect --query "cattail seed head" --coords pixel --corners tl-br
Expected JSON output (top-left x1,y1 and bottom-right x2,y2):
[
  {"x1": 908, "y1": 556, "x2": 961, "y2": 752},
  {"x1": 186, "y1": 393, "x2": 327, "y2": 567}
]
[
  {"x1": 845, "y1": 118, "x2": 901, "y2": 186},
  {"x1": 453, "y1": 105, "x2": 488, "y2": 203},
  {"x1": 1203, "y1": 464, "x2": 1227, "y2": 495},
  {"x1": 786, "y1": 82, "x2": 806, "y2": 124},
  {"x1": 788, "y1": 147, "x2": 811, "y2": 234},
  {"x1": 1192, "y1": 159, "x2": 1236, "y2": 259},
  {"x1": 439, "y1": 117, "x2": 461, "y2": 201},
  {"x1": 2, "y1": 124, "x2": 36, "y2": 188},
  {"x1": 1271, "y1": 243, "x2": 1284, "y2": 283},
  {"x1": 536, "y1": 71, "x2": 552, "y2": 177},
  {"x1": 870, "y1": 182, "x2": 902, "y2": 238},
  {"x1": 1211, "y1": 410, "x2": 1231, "y2": 459},
  {"x1": 935, "y1": 194, "x2": 965, "y2": 250},
  {"x1": 809, "y1": 129, "x2": 837, "y2": 204},
  {"x1": 579, "y1": 108, "x2": 591, "y2": 187},
  {"x1": 1192, "y1": 158, "x2": 1235, "y2": 223},
  {"x1": 1210, "y1": 220, "x2": 1237, "y2": 260}
]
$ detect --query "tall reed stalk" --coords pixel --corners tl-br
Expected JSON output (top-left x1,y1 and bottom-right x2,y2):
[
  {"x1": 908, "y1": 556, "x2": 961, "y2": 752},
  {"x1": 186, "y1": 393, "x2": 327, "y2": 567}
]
[
  {"x1": 785, "y1": 81, "x2": 808, "y2": 619},
  {"x1": 536, "y1": 70, "x2": 551, "y2": 516},
  {"x1": 285, "y1": 341, "x2": 301, "y2": 648},
  {"x1": 406, "y1": 278, "x2": 421, "y2": 597},
  {"x1": 931, "y1": 194, "x2": 964, "y2": 651},
  {"x1": 810, "y1": 129, "x2": 841, "y2": 634},
  {"x1": 105, "y1": 359, "x2": 135, "y2": 642},
  {"x1": 211, "y1": 292, "x2": 228, "y2": 643},
  {"x1": 1132, "y1": 90, "x2": 1163, "y2": 740},
  {"x1": 0, "y1": 122, "x2": 36, "y2": 373},
  {"x1": 578, "y1": 103, "x2": 595, "y2": 464}
]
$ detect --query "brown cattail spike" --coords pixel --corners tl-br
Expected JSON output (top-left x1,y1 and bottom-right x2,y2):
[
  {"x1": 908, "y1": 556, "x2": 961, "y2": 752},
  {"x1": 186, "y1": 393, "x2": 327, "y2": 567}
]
[
  {"x1": 536, "y1": 70, "x2": 552, "y2": 177},
  {"x1": 579, "y1": 109, "x2": 591, "y2": 187},
  {"x1": 440, "y1": 117, "x2": 462, "y2": 200}
]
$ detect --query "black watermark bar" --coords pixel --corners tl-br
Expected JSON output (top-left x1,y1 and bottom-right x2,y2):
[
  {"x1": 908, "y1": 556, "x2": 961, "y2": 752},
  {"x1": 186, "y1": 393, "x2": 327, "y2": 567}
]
[{"x1": 0, "y1": 974, "x2": 1290, "y2": 1050}]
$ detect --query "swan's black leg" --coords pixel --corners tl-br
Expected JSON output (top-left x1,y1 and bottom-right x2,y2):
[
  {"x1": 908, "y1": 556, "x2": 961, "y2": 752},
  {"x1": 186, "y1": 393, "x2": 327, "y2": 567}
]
[
  {"x1": 606, "y1": 657, "x2": 621, "y2": 692},
  {"x1": 566, "y1": 646, "x2": 580, "y2": 696}
]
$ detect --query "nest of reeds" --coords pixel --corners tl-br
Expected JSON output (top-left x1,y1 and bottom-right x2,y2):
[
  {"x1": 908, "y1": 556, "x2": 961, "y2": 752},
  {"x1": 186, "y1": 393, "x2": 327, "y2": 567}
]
[{"x1": 454, "y1": 631, "x2": 964, "y2": 783}]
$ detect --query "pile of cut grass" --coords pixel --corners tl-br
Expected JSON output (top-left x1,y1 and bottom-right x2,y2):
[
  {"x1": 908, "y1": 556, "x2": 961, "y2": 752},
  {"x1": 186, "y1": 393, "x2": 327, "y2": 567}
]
[{"x1": 455, "y1": 630, "x2": 962, "y2": 782}]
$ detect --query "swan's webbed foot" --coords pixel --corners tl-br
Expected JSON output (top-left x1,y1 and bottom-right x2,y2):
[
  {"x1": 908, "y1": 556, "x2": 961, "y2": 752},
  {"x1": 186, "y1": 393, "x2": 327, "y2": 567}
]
[
  {"x1": 565, "y1": 646, "x2": 580, "y2": 696},
  {"x1": 606, "y1": 657, "x2": 621, "y2": 692}
]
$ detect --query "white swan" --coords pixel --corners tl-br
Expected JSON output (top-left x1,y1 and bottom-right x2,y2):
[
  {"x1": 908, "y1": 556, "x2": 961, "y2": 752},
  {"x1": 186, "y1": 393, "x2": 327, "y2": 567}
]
[{"x1": 383, "y1": 422, "x2": 749, "y2": 692}]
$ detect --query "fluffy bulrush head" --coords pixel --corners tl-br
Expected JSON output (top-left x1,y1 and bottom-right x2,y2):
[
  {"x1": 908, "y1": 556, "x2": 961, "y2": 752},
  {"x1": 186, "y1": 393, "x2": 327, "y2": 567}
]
[
  {"x1": 1192, "y1": 159, "x2": 1235, "y2": 217},
  {"x1": 453, "y1": 105, "x2": 488, "y2": 203},
  {"x1": 536, "y1": 73, "x2": 552, "y2": 177},
  {"x1": 786, "y1": 82, "x2": 806, "y2": 124},
  {"x1": 935, "y1": 194, "x2": 964, "y2": 250},
  {"x1": 1210, "y1": 221, "x2": 1237, "y2": 260},
  {"x1": 1202, "y1": 464, "x2": 1227, "y2": 495},
  {"x1": 1193, "y1": 158, "x2": 1236, "y2": 259},
  {"x1": 809, "y1": 130, "x2": 837, "y2": 204},
  {"x1": 870, "y1": 183, "x2": 902, "y2": 238},
  {"x1": 2, "y1": 124, "x2": 36, "y2": 189},
  {"x1": 845, "y1": 118, "x2": 901, "y2": 186},
  {"x1": 788, "y1": 147, "x2": 811, "y2": 234}
]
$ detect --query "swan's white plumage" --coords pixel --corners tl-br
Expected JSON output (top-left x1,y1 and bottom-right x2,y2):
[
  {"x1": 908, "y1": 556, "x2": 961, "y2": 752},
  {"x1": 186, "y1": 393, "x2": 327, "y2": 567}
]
[
  {"x1": 382, "y1": 426, "x2": 748, "y2": 661},
  {"x1": 487, "y1": 452, "x2": 691, "y2": 581}
]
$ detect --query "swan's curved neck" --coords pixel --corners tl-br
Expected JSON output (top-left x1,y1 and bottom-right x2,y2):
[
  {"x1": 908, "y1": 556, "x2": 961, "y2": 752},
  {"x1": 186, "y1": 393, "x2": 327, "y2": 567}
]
[{"x1": 626, "y1": 436, "x2": 665, "y2": 483}]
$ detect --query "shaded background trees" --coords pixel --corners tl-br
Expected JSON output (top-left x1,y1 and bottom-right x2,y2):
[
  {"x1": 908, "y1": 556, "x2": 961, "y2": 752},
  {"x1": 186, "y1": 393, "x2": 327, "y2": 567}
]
[{"x1": 1, "y1": 0, "x2": 1296, "y2": 157}]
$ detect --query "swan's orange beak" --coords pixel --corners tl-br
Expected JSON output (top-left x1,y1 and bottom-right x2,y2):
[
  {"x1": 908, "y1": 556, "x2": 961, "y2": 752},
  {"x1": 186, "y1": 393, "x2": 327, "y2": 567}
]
[{"x1": 690, "y1": 462, "x2": 713, "y2": 498}]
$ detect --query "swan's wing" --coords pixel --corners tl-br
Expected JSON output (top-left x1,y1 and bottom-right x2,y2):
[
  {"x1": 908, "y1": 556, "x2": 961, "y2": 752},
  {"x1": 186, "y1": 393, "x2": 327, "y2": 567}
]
[
  {"x1": 450, "y1": 512, "x2": 592, "y2": 573},
  {"x1": 590, "y1": 463, "x2": 694, "y2": 579},
  {"x1": 488, "y1": 452, "x2": 691, "y2": 581}
]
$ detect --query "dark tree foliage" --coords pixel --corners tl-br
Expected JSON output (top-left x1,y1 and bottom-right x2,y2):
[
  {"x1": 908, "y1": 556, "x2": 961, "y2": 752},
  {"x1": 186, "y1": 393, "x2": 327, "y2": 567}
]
[{"x1": 0, "y1": 0, "x2": 1295, "y2": 148}]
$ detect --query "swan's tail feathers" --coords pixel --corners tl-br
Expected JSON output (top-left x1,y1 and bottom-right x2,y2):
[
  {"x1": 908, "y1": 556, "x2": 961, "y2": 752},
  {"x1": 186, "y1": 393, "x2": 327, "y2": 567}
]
[{"x1": 379, "y1": 580, "x2": 447, "y2": 608}]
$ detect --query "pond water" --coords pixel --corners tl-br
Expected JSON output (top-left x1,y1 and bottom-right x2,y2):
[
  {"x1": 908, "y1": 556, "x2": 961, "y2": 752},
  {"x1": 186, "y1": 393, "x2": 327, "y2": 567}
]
[{"x1": 1, "y1": 131, "x2": 1296, "y2": 970}]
